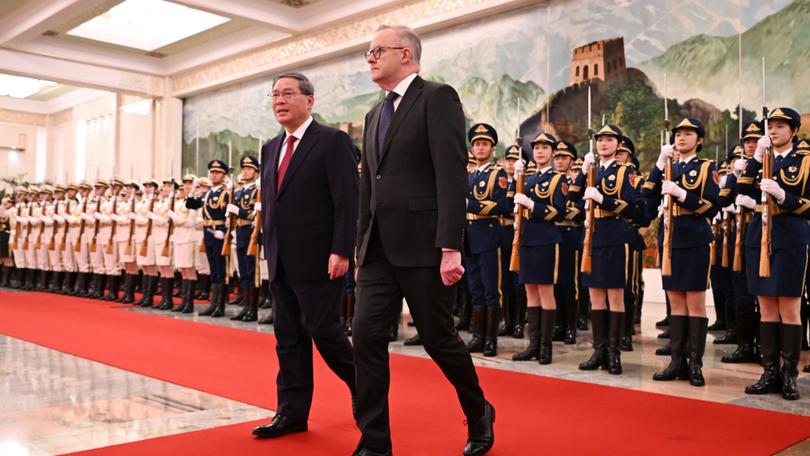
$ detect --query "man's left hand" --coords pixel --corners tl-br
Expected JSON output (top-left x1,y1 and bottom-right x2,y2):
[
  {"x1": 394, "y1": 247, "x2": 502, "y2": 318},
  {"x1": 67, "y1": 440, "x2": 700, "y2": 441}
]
[
  {"x1": 440, "y1": 249, "x2": 464, "y2": 286},
  {"x1": 327, "y1": 253, "x2": 349, "y2": 280}
]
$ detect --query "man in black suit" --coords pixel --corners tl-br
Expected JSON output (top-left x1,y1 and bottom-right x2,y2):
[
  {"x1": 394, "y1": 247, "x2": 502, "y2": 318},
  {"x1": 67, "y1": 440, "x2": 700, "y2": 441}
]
[
  {"x1": 252, "y1": 72, "x2": 358, "y2": 439},
  {"x1": 352, "y1": 25, "x2": 495, "y2": 456}
]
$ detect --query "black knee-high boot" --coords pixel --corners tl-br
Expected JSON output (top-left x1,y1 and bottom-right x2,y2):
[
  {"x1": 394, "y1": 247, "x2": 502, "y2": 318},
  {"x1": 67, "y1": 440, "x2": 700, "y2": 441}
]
[
  {"x1": 157, "y1": 277, "x2": 174, "y2": 310},
  {"x1": 538, "y1": 308, "x2": 555, "y2": 365},
  {"x1": 198, "y1": 283, "x2": 222, "y2": 316},
  {"x1": 483, "y1": 307, "x2": 498, "y2": 357},
  {"x1": 242, "y1": 287, "x2": 259, "y2": 322},
  {"x1": 622, "y1": 290, "x2": 635, "y2": 351},
  {"x1": 230, "y1": 283, "x2": 253, "y2": 320},
  {"x1": 513, "y1": 307, "x2": 540, "y2": 361},
  {"x1": 653, "y1": 315, "x2": 689, "y2": 381},
  {"x1": 607, "y1": 311, "x2": 624, "y2": 375},
  {"x1": 120, "y1": 274, "x2": 136, "y2": 303},
  {"x1": 687, "y1": 317, "x2": 708, "y2": 386},
  {"x1": 172, "y1": 280, "x2": 189, "y2": 312},
  {"x1": 139, "y1": 275, "x2": 157, "y2": 308},
  {"x1": 579, "y1": 310, "x2": 608, "y2": 370},
  {"x1": 576, "y1": 284, "x2": 589, "y2": 330},
  {"x1": 513, "y1": 292, "x2": 526, "y2": 338},
  {"x1": 721, "y1": 311, "x2": 757, "y2": 363},
  {"x1": 195, "y1": 274, "x2": 210, "y2": 301},
  {"x1": 746, "y1": 322, "x2": 782, "y2": 395},
  {"x1": 780, "y1": 324, "x2": 801, "y2": 400},
  {"x1": 467, "y1": 306, "x2": 485, "y2": 352}
]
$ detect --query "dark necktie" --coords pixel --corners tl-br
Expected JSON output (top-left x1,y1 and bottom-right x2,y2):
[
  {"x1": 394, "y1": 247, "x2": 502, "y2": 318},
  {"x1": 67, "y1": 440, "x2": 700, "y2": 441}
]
[
  {"x1": 377, "y1": 91, "x2": 399, "y2": 159},
  {"x1": 277, "y1": 135, "x2": 296, "y2": 191}
]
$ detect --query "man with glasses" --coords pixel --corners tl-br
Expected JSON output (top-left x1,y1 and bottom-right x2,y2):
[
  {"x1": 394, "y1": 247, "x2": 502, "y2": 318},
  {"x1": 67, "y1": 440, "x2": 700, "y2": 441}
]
[
  {"x1": 352, "y1": 25, "x2": 495, "y2": 456},
  {"x1": 251, "y1": 72, "x2": 358, "y2": 440}
]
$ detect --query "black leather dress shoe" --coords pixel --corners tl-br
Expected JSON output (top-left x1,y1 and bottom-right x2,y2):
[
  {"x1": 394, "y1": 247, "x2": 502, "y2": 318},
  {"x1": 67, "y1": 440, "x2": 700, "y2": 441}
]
[
  {"x1": 251, "y1": 415, "x2": 307, "y2": 439},
  {"x1": 403, "y1": 334, "x2": 422, "y2": 346},
  {"x1": 464, "y1": 401, "x2": 495, "y2": 456},
  {"x1": 352, "y1": 447, "x2": 392, "y2": 456}
]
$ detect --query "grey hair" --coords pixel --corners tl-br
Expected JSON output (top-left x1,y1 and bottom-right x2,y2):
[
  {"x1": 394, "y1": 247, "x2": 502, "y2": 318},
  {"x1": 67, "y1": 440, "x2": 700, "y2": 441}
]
[
  {"x1": 377, "y1": 24, "x2": 422, "y2": 65},
  {"x1": 272, "y1": 72, "x2": 315, "y2": 96}
]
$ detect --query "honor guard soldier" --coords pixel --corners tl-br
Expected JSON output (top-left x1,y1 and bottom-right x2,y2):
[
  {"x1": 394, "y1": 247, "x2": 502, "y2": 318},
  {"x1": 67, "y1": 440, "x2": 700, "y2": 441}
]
[
  {"x1": 168, "y1": 175, "x2": 200, "y2": 313},
  {"x1": 465, "y1": 123, "x2": 509, "y2": 357},
  {"x1": 645, "y1": 118, "x2": 719, "y2": 387},
  {"x1": 8, "y1": 187, "x2": 28, "y2": 288},
  {"x1": 85, "y1": 179, "x2": 108, "y2": 298},
  {"x1": 187, "y1": 159, "x2": 232, "y2": 317},
  {"x1": 114, "y1": 180, "x2": 140, "y2": 303},
  {"x1": 499, "y1": 144, "x2": 527, "y2": 339},
  {"x1": 37, "y1": 185, "x2": 55, "y2": 290},
  {"x1": 49, "y1": 184, "x2": 67, "y2": 292},
  {"x1": 24, "y1": 185, "x2": 41, "y2": 290},
  {"x1": 134, "y1": 179, "x2": 160, "y2": 306},
  {"x1": 709, "y1": 159, "x2": 735, "y2": 343},
  {"x1": 227, "y1": 155, "x2": 260, "y2": 322},
  {"x1": 153, "y1": 177, "x2": 177, "y2": 310},
  {"x1": 735, "y1": 107, "x2": 807, "y2": 400},
  {"x1": 58, "y1": 183, "x2": 79, "y2": 294},
  {"x1": 721, "y1": 122, "x2": 765, "y2": 361},
  {"x1": 70, "y1": 182, "x2": 93, "y2": 296},
  {"x1": 570, "y1": 124, "x2": 642, "y2": 375},
  {"x1": 0, "y1": 195, "x2": 11, "y2": 287},
  {"x1": 98, "y1": 177, "x2": 124, "y2": 301},
  {"x1": 551, "y1": 140, "x2": 583, "y2": 344},
  {"x1": 192, "y1": 177, "x2": 212, "y2": 301},
  {"x1": 511, "y1": 132, "x2": 567, "y2": 365},
  {"x1": 615, "y1": 137, "x2": 652, "y2": 350},
  {"x1": 571, "y1": 157, "x2": 591, "y2": 331}
]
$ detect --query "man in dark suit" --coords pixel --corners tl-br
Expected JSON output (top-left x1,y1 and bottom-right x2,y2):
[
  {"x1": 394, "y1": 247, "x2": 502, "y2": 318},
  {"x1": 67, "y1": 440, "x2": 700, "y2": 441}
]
[
  {"x1": 252, "y1": 72, "x2": 358, "y2": 439},
  {"x1": 352, "y1": 25, "x2": 495, "y2": 456}
]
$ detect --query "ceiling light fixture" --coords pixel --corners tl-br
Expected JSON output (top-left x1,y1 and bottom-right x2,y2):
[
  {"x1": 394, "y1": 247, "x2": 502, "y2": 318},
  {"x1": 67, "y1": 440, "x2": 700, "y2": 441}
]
[{"x1": 66, "y1": 0, "x2": 230, "y2": 51}]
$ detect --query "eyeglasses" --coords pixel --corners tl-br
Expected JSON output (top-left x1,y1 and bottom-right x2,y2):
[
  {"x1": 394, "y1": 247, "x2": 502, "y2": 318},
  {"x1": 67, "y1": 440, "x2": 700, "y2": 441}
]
[
  {"x1": 364, "y1": 46, "x2": 404, "y2": 61},
  {"x1": 269, "y1": 90, "x2": 303, "y2": 100}
]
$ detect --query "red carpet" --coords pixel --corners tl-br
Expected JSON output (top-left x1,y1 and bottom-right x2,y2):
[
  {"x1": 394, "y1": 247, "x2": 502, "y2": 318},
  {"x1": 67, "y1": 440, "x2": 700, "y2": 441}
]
[{"x1": 1, "y1": 290, "x2": 809, "y2": 455}]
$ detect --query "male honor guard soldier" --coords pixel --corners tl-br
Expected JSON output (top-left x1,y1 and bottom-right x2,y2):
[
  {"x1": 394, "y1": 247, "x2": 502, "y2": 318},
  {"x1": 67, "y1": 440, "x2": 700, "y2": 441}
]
[
  {"x1": 499, "y1": 144, "x2": 527, "y2": 339},
  {"x1": 71, "y1": 182, "x2": 93, "y2": 296},
  {"x1": 0, "y1": 195, "x2": 11, "y2": 287},
  {"x1": 465, "y1": 123, "x2": 509, "y2": 357},
  {"x1": 227, "y1": 155, "x2": 260, "y2": 322},
  {"x1": 8, "y1": 187, "x2": 28, "y2": 288},
  {"x1": 168, "y1": 175, "x2": 199, "y2": 313},
  {"x1": 186, "y1": 160, "x2": 231, "y2": 317},
  {"x1": 455, "y1": 151, "x2": 479, "y2": 332},
  {"x1": 37, "y1": 185, "x2": 56, "y2": 291},
  {"x1": 553, "y1": 140, "x2": 583, "y2": 344},
  {"x1": 192, "y1": 177, "x2": 212, "y2": 301},
  {"x1": 571, "y1": 158, "x2": 591, "y2": 330}
]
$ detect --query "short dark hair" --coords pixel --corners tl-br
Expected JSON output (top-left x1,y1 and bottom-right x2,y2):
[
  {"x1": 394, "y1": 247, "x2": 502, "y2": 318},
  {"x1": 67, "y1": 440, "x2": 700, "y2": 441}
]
[{"x1": 272, "y1": 72, "x2": 315, "y2": 96}]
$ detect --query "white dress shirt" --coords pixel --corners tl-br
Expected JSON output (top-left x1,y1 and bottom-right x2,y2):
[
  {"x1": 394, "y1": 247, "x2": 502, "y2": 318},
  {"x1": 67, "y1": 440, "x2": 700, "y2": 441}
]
[
  {"x1": 388, "y1": 73, "x2": 418, "y2": 111},
  {"x1": 278, "y1": 115, "x2": 314, "y2": 170}
]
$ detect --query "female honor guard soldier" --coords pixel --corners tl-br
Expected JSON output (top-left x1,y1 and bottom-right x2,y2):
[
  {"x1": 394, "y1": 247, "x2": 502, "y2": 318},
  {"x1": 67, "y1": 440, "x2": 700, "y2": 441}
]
[
  {"x1": 9, "y1": 187, "x2": 28, "y2": 288},
  {"x1": 168, "y1": 175, "x2": 199, "y2": 313},
  {"x1": 735, "y1": 107, "x2": 807, "y2": 400},
  {"x1": 134, "y1": 179, "x2": 160, "y2": 306},
  {"x1": 511, "y1": 132, "x2": 566, "y2": 364},
  {"x1": 464, "y1": 123, "x2": 509, "y2": 357},
  {"x1": 570, "y1": 124, "x2": 641, "y2": 375},
  {"x1": 114, "y1": 181, "x2": 139, "y2": 303},
  {"x1": 153, "y1": 177, "x2": 176, "y2": 310},
  {"x1": 645, "y1": 118, "x2": 719, "y2": 387}
]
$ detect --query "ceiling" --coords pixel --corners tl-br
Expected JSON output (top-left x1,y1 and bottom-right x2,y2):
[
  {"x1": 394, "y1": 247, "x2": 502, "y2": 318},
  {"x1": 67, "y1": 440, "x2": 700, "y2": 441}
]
[{"x1": 0, "y1": 0, "x2": 403, "y2": 110}]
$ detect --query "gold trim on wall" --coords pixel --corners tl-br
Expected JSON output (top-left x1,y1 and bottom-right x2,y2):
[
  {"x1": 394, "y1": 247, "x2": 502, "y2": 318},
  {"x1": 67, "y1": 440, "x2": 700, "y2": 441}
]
[{"x1": 0, "y1": 109, "x2": 47, "y2": 127}]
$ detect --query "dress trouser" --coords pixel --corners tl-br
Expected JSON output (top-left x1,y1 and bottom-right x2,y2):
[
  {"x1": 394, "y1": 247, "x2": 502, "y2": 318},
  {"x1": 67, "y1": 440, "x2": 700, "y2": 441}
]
[{"x1": 353, "y1": 233, "x2": 486, "y2": 452}]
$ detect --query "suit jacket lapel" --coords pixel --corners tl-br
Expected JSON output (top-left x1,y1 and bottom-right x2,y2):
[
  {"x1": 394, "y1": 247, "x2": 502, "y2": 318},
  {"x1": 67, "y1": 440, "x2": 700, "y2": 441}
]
[
  {"x1": 262, "y1": 135, "x2": 283, "y2": 199},
  {"x1": 367, "y1": 102, "x2": 383, "y2": 173},
  {"x1": 277, "y1": 120, "x2": 321, "y2": 197},
  {"x1": 379, "y1": 76, "x2": 424, "y2": 164}
]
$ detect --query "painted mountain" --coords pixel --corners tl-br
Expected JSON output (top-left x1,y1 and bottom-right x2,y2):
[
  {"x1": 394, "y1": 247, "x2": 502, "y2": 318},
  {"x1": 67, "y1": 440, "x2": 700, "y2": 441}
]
[{"x1": 638, "y1": 0, "x2": 810, "y2": 113}]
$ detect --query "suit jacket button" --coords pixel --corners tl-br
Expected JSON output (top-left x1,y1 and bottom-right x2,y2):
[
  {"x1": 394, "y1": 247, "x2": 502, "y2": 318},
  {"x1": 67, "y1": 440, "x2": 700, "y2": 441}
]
[{"x1": 376, "y1": 174, "x2": 382, "y2": 181}]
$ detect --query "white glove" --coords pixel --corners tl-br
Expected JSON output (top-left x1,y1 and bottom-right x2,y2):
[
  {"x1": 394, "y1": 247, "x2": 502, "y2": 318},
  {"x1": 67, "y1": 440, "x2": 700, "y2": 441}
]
[
  {"x1": 93, "y1": 212, "x2": 102, "y2": 220},
  {"x1": 719, "y1": 175, "x2": 727, "y2": 188},
  {"x1": 722, "y1": 204, "x2": 736, "y2": 213},
  {"x1": 98, "y1": 214, "x2": 111, "y2": 223},
  {"x1": 735, "y1": 194, "x2": 756, "y2": 210},
  {"x1": 583, "y1": 186, "x2": 603, "y2": 204},
  {"x1": 581, "y1": 152, "x2": 595, "y2": 174},
  {"x1": 168, "y1": 211, "x2": 181, "y2": 223},
  {"x1": 760, "y1": 178, "x2": 786, "y2": 204},
  {"x1": 225, "y1": 177, "x2": 233, "y2": 191},
  {"x1": 657, "y1": 145, "x2": 674, "y2": 170},
  {"x1": 147, "y1": 212, "x2": 158, "y2": 221},
  {"x1": 513, "y1": 193, "x2": 534, "y2": 211},
  {"x1": 733, "y1": 158, "x2": 746, "y2": 177},
  {"x1": 110, "y1": 214, "x2": 123, "y2": 223},
  {"x1": 213, "y1": 230, "x2": 225, "y2": 240},
  {"x1": 254, "y1": 202, "x2": 262, "y2": 213},
  {"x1": 81, "y1": 213, "x2": 93, "y2": 222},
  {"x1": 226, "y1": 204, "x2": 240, "y2": 216},
  {"x1": 54, "y1": 215, "x2": 64, "y2": 223},
  {"x1": 128, "y1": 212, "x2": 137, "y2": 221},
  {"x1": 754, "y1": 135, "x2": 771, "y2": 163},
  {"x1": 42, "y1": 216, "x2": 53, "y2": 225},
  {"x1": 513, "y1": 159, "x2": 526, "y2": 175},
  {"x1": 662, "y1": 181, "x2": 687, "y2": 202}
]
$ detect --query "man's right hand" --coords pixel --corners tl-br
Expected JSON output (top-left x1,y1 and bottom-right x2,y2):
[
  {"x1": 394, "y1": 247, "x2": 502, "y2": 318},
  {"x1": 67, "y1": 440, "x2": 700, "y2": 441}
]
[{"x1": 440, "y1": 249, "x2": 464, "y2": 286}]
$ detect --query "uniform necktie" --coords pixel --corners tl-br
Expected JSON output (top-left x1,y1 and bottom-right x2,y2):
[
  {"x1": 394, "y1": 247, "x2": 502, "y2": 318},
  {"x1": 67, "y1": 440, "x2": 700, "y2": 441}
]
[
  {"x1": 377, "y1": 91, "x2": 399, "y2": 159},
  {"x1": 277, "y1": 135, "x2": 296, "y2": 191}
]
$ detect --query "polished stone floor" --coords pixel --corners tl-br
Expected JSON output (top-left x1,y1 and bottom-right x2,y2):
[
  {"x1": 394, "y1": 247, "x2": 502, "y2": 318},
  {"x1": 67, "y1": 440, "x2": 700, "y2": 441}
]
[{"x1": 2, "y1": 287, "x2": 810, "y2": 454}]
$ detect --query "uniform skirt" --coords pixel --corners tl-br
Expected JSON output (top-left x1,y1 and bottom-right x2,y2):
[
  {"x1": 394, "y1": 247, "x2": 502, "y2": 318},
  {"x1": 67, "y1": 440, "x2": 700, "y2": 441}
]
[
  {"x1": 662, "y1": 244, "x2": 711, "y2": 291},
  {"x1": 518, "y1": 244, "x2": 558, "y2": 285},
  {"x1": 0, "y1": 232, "x2": 9, "y2": 258},
  {"x1": 173, "y1": 242, "x2": 194, "y2": 269},
  {"x1": 746, "y1": 245, "x2": 808, "y2": 297},
  {"x1": 583, "y1": 243, "x2": 628, "y2": 289}
]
